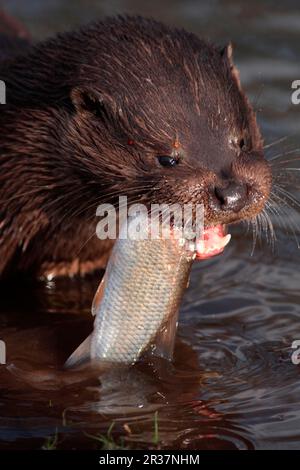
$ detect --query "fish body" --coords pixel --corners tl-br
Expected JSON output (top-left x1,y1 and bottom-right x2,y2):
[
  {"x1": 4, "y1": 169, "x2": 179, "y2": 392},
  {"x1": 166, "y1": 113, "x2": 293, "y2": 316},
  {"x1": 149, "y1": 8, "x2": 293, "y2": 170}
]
[
  {"x1": 66, "y1": 213, "x2": 231, "y2": 368},
  {"x1": 91, "y1": 232, "x2": 194, "y2": 363},
  {"x1": 66, "y1": 213, "x2": 194, "y2": 367}
]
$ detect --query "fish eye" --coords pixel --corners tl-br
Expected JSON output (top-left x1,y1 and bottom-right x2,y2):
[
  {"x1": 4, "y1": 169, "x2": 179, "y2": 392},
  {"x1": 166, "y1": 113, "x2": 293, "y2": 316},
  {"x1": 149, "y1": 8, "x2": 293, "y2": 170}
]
[{"x1": 157, "y1": 155, "x2": 179, "y2": 167}]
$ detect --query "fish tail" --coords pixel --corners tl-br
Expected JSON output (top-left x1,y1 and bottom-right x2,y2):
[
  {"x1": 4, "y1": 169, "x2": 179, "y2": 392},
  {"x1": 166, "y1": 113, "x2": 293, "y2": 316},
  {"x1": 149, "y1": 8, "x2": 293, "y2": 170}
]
[{"x1": 64, "y1": 334, "x2": 92, "y2": 369}]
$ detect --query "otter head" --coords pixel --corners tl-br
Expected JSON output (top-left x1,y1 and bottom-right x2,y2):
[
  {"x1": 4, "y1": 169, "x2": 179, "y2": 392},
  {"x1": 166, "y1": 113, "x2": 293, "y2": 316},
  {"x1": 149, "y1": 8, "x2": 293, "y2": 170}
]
[
  {"x1": 0, "y1": 16, "x2": 274, "y2": 278},
  {"x1": 69, "y1": 17, "x2": 271, "y2": 233}
]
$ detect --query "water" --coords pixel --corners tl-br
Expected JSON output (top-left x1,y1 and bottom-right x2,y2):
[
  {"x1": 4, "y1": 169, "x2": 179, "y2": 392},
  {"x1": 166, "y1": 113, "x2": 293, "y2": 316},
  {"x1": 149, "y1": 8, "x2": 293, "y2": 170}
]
[{"x1": 1, "y1": 0, "x2": 300, "y2": 450}]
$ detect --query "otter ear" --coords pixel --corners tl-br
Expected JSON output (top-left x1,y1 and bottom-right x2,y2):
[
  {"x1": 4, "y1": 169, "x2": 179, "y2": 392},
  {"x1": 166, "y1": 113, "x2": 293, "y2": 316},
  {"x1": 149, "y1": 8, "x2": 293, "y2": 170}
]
[
  {"x1": 71, "y1": 87, "x2": 117, "y2": 122},
  {"x1": 220, "y1": 42, "x2": 234, "y2": 67},
  {"x1": 220, "y1": 42, "x2": 242, "y2": 90}
]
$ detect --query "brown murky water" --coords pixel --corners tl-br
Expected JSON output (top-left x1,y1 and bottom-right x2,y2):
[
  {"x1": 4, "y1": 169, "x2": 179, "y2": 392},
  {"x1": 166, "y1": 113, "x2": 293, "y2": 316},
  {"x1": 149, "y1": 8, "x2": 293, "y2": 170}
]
[{"x1": 1, "y1": 0, "x2": 300, "y2": 450}]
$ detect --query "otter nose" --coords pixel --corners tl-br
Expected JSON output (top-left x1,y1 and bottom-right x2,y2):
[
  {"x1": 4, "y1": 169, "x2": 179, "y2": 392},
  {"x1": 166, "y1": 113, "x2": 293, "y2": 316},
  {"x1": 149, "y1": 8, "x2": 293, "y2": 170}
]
[{"x1": 214, "y1": 182, "x2": 247, "y2": 213}]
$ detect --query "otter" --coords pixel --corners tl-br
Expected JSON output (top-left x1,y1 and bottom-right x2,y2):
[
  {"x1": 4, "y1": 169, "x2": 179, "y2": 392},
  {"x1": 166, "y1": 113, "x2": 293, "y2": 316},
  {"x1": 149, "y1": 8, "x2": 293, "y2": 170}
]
[{"x1": 0, "y1": 14, "x2": 271, "y2": 278}]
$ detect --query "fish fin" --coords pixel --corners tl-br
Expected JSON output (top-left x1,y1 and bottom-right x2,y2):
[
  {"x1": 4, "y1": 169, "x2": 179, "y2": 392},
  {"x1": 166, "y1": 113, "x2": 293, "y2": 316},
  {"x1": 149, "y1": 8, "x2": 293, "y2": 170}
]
[
  {"x1": 147, "y1": 311, "x2": 179, "y2": 362},
  {"x1": 66, "y1": 269, "x2": 108, "y2": 367},
  {"x1": 64, "y1": 335, "x2": 92, "y2": 369},
  {"x1": 91, "y1": 271, "x2": 107, "y2": 316}
]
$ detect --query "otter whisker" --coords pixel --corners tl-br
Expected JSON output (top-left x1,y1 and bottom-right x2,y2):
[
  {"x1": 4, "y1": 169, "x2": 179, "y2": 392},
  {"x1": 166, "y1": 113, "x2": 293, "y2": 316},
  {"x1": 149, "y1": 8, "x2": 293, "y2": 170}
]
[
  {"x1": 256, "y1": 213, "x2": 263, "y2": 248},
  {"x1": 268, "y1": 148, "x2": 300, "y2": 162},
  {"x1": 263, "y1": 135, "x2": 289, "y2": 150},
  {"x1": 276, "y1": 167, "x2": 300, "y2": 172},
  {"x1": 257, "y1": 211, "x2": 271, "y2": 249},
  {"x1": 244, "y1": 218, "x2": 251, "y2": 236},
  {"x1": 252, "y1": 83, "x2": 265, "y2": 113},
  {"x1": 269, "y1": 191, "x2": 300, "y2": 248},
  {"x1": 272, "y1": 170, "x2": 300, "y2": 189},
  {"x1": 274, "y1": 186, "x2": 300, "y2": 211},
  {"x1": 270, "y1": 159, "x2": 300, "y2": 170},
  {"x1": 250, "y1": 216, "x2": 259, "y2": 256},
  {"x1": 266, "y1": 198, "x2": 293, "y2": 242},
  {"x1": 253, "y1": 209, "x2": 275, "y2": 251},
  {"x1": 3, "y1": 186, "x2": 58, "y2": 204},
  {"x1": 46, "y1": 183, "x2": 157, "y2": 235},
  {"x1": 265, "y1": 199, "x2": 284, "y2": 228},
  {"x1": 261, "y1": 207, "x2": 276, "y2": 250},
  {"x1": 148, "y1": 205, "x2": 174, "y2": 230},
  {"x1": 62, "y1": 191, "x2": 148, "y2": 232},
  {"x1": 74, "y1": 195, "x2": 150, "y2": 257},
  {"x1": 273, "y1": 171, "x2": 300, "y2": 190}
]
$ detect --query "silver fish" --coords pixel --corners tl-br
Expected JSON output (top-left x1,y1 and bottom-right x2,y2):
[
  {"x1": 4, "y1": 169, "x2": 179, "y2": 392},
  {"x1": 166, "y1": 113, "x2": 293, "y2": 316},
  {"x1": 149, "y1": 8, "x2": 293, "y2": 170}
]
[{"x1": 66, "y1": 213, "x2": 195, "y2": 367}]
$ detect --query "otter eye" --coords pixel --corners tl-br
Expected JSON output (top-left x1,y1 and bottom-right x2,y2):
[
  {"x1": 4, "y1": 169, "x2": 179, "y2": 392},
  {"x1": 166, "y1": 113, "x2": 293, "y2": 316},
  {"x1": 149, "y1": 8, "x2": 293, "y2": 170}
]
[{"x1": 157, "y1": 155, "x2": 179, "y2": 167}]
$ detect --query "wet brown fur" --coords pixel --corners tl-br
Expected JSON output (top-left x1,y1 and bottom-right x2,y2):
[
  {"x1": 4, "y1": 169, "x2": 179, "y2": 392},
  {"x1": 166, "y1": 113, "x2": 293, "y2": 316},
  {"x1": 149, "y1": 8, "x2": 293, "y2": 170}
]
[{"x1": 0, "y1": 15, "x2": 272, "y2": 278}]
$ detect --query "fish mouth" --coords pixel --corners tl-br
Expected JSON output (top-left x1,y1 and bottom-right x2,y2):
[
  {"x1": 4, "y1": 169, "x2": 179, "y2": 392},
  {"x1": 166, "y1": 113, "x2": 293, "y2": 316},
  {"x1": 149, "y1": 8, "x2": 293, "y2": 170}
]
[{"x1": 195, "y1": 224, "x2": 231, "y2": 260}]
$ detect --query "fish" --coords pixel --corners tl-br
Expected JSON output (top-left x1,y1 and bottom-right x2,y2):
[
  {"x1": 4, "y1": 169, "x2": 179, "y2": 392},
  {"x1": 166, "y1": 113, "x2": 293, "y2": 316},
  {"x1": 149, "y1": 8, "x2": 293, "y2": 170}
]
[{"x1": 66, "y1": 212, "x2": 231, "y2": 368}]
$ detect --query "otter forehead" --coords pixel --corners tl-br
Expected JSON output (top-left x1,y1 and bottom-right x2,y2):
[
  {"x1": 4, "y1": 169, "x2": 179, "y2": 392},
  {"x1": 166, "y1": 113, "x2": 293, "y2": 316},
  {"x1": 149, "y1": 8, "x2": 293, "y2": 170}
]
[
  {"x1": 78, "y1": 17, "x2": 247, "y2": 137},
  {"x1": 69, "y1": 18, "x2": 258, "y2": 173}
]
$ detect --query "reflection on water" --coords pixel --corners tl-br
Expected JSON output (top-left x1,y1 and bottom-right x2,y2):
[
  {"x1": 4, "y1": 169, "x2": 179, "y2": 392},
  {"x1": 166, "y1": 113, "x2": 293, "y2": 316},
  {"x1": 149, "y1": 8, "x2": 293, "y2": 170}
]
[{"x1": 1, "y1": 0, "x2": 300, "y2": 450}]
